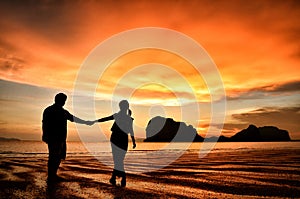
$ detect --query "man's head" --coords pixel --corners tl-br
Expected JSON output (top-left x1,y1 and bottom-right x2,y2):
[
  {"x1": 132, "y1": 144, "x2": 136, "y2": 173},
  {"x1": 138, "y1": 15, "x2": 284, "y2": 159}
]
[{"x1": 54, "y1": 93, "x2": 67, "y2": 107}]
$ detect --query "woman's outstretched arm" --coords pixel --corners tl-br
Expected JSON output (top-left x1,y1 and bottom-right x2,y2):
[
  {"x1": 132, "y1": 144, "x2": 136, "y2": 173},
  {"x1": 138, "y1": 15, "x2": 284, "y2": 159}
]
[{"x1": 96, "y1": 115, "x2": 114, "y2": 123}]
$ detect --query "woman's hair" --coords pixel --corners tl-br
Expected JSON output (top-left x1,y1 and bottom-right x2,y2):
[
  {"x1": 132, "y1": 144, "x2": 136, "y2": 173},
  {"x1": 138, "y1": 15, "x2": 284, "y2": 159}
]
[
  {"x1": 119, "y1": 100, "x2": 129, "y2": 111},
  {"x1": 119, "y1": 100, "x2": 133, "y2": 117}
]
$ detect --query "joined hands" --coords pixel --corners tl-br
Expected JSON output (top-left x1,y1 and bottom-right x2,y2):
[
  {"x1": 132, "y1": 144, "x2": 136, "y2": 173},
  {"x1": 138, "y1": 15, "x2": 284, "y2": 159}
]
[{"x1": 85, "y1": 120, "x2": 96, "y2": 126}]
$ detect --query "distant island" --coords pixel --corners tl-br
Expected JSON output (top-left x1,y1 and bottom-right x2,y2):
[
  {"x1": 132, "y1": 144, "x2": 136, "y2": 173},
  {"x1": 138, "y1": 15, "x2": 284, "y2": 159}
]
[
  {"x1": 206, "y1": 124, "x2": 291, "y2": 142},
  {"x1": 144, "y1": 116, "x2": 291, "y2": 142},
  {"x1": 0, "y1": 137, "x2": 21, "y2": 141},
  {"x1": 144, "y1": 116, "x2": 203, "y2": 142}
]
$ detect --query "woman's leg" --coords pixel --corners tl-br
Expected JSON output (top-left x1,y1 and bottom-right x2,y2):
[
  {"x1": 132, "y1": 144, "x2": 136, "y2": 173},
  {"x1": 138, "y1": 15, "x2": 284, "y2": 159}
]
[
  {"x1": 112, "y1": 143, "x2": 126, "y2": 173},
  {"x1": 118, "y1": 150, "x2": 126, "y2": 187},
  {"x1": 111, "y1": 143, "x2": 127, "y2": 186}
]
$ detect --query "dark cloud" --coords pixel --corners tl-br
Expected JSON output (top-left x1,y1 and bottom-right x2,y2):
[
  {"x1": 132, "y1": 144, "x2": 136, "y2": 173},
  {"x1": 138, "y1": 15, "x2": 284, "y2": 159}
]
[
  {"x1": 0, "y1": 49, "x2": 25, "y2": 72},
  {"x1": 254, "y1": 81, "x2": 300, "y2": 93},
  {"x1": 228, "y1": 80, "x2": 300, "y2": 100},
  {"x1": 0, "y1": 62, "x2": 20, "y2": 72},
  {"x1": 215, "y1": 106, "x2": 300, "y2": 138},
  {"x1": 232, "y1": 106, "x2": 300, "y2": 122},
  {"x1": 0, "y1": 79, "x2": 58, "y2": 102},
  {"x1": 0, "y1": 0, "x2": 83, "y2": 44},
  {"x1": 230, "y1": 106, "x2": 300, "y2": 138},
  {"x1": 227, "y1": 91, "x2": 265, "y2": 101},
  {"x1": 1, "y1": 0, "x2": 299, "y2": 41}
]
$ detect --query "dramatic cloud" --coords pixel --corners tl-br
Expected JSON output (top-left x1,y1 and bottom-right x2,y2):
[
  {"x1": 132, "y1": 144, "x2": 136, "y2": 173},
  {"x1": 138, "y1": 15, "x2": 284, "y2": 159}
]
[
  {"x1": 227, "y1": 80, "x2": 300, "y2": 100},
  {"x1": 0, "y1": 1, "x2": 299, "y2": 140},
  {"x1": 205, "y1": 106, "x2": 300, "y2": 140},
  {"x1": 0, "y1": 48, "x2": 25, "y2": 73},
  {"x1": 230, "y1": 106, "x2": 300, "y2": 139},
  {"x1": 260, "y1": 81, "x2": 300, "y2": 93},
  {"x1": 0, "y1": 0, "x2": 299, "y2": 92}
]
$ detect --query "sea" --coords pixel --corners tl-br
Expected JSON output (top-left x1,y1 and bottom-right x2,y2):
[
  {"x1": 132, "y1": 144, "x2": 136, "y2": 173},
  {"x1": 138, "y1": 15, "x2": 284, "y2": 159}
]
[
  {"x1": 1, "y1": 141, "x2": 299, "y2": 158},
  {"x1": 1, "y1": 141, "x2": 299, "y2": 173}
]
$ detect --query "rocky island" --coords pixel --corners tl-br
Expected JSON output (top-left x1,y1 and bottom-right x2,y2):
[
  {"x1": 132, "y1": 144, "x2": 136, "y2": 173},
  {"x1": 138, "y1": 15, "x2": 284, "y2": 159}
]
[
  {"x1": 230, "y1": 124, "x2": 291, "y2": 141},
  {"x1": 144, "y1": 116, "x2": 203, "y2": 142},
  {"x1": 144, "y1": 117, "x2": 291, "y2": 142}
]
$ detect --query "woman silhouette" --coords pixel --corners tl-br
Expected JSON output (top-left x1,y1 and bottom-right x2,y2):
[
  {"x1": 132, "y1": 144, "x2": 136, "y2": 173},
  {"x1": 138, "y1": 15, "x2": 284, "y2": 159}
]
[{"x1": 96, "y1": 100, "x2": 136, "y2": 187}]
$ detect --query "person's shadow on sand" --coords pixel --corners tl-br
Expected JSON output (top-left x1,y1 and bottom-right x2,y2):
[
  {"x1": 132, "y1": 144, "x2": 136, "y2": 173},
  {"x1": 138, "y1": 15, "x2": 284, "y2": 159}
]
[
  {"x1": 45, "y1": 177, "x2": 126, "y2": 199},
  {"x1": 45, "y1": 172, "x2": 165, "y2": 199}
]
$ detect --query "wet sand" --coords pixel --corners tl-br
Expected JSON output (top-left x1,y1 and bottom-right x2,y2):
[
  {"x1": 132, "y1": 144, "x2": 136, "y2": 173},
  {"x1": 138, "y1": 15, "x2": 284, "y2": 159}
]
[{"x1": 1, "y1": 148, "x2": 300, "y2": 198}]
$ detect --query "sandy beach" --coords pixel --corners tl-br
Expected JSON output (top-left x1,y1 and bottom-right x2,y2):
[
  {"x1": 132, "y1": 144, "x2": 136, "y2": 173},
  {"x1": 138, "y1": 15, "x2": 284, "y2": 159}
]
[{"x1": 1, "y1": 148, "x2": 300, "y2": 199}]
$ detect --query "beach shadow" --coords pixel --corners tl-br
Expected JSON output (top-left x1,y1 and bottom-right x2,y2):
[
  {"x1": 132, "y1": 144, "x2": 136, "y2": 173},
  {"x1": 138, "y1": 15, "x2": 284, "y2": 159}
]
[{"x1": 57, "y1": 173, "x2": 192, "y2": 199}]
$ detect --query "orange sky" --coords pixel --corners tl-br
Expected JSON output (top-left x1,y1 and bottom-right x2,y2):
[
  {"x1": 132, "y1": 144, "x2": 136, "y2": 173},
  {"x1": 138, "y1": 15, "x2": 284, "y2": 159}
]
[{"x1": 0, "y1": 0, "x2": 299, "y2": 140}]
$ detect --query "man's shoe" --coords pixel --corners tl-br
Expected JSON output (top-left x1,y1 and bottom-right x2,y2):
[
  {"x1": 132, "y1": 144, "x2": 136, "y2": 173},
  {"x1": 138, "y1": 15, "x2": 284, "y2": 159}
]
[
  {"x1": 47, "y1": 177, "x2": 56, "y2": 184},
  {"x1": 109, "y1": 178, "x2": 116, "y2": 186},
  {"x1": 55, "y1": 176, "x2": 65, "y2": 182},
  {"x1": 47, "y1": 175, "x2": 65, "y2": 183}
]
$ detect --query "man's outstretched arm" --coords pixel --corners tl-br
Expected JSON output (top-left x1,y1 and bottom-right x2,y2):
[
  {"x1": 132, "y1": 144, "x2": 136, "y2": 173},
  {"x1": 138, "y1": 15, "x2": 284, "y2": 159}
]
[{"x1": 73, "y1": 116, "x2": 94, "y2": 125}]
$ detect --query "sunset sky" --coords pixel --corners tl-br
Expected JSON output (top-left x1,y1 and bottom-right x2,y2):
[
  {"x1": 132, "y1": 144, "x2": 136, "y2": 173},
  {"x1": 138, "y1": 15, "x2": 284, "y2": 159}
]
[{"x1": 0, "y1": 0, "x2": 299, "y2": 141}]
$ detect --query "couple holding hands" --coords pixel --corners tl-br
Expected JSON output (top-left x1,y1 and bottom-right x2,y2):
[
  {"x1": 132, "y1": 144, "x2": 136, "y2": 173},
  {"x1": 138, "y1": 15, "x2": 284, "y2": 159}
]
[{"x1": 42, "y1": 93, "x2": 136, "y2": 187}]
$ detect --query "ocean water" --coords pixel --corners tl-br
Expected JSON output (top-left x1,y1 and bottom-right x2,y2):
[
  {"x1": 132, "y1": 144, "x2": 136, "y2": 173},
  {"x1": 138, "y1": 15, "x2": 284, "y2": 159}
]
[
  {"x1": 1, "y1": 140, "x2": 299, "y2": 157},
  {"x1": 1, "y1": 141, "x2": 300, "y2": 173}
]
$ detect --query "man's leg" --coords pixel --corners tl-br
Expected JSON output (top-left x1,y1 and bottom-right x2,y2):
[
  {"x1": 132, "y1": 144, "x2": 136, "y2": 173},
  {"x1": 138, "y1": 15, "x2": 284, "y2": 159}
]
[{"x1": 47, "y1": 142, "x2": 62, "y2": 182}]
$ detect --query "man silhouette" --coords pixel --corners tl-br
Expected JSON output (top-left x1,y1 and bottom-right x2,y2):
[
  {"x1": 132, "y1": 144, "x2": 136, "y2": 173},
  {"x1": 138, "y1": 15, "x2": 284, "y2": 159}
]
[{"x1": 42, "y1": 93, "x2": 93, "y2": 183}]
